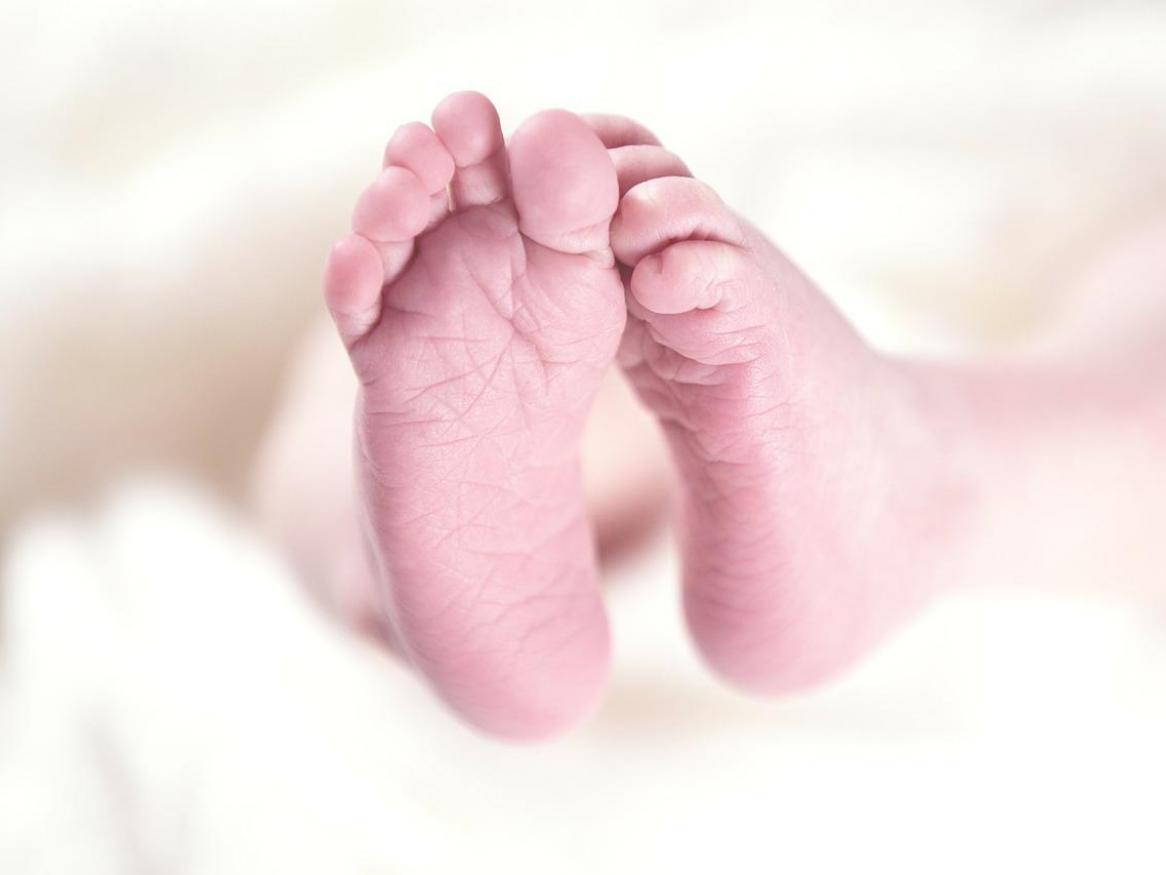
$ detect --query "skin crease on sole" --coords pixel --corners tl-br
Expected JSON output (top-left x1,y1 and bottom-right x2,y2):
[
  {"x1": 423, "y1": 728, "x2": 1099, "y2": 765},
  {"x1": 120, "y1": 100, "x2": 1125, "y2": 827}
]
[{"x1": 323, "y1": 93, "x2": 626, "y2": 739}]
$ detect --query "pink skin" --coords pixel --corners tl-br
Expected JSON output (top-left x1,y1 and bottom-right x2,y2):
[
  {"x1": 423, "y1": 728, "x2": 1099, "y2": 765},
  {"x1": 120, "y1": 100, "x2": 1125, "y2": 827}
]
[
  {"x1": 251, "y1": 322, "x2": 669, "y2": 652},
  {"x1": 600, "y1": 125, "x2": 1166, "y2": 693},
  {"x1": 323, "y1": 93, "x2": 624, "y2": 738},
  {"x1": 320, "y1": 92, "x2": 1166, "y2": 736},
  {"x1": 596, "y1": 131, "x2": 941, "y2": 691}
]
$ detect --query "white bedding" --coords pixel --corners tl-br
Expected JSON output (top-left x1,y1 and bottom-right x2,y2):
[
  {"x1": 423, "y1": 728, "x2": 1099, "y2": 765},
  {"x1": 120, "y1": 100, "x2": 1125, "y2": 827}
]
[{"x1": 3, "y1": 482, "x2": 1164, "y2": 873}]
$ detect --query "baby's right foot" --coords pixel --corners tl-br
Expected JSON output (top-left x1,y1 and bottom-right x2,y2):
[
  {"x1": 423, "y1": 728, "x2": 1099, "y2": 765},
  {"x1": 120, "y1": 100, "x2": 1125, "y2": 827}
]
[{"x1": 593, "y1": 120, "x2": 960, "y2": 692}]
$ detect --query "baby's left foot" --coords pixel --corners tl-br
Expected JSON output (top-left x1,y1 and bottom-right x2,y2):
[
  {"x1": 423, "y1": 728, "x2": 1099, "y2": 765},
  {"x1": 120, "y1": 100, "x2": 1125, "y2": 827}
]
[
  {"x1": 590, "y1": 120, "x2": 958, "y2": 692},
  {"x1": 323, "y1": 94, "x2": 625, "y2": 738}
]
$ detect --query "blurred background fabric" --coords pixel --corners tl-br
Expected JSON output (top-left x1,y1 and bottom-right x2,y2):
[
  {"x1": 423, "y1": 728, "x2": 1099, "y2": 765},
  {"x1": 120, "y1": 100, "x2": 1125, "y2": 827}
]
[{"x1": 1, "y1": 1, "x2": 1165, "y2": 872}]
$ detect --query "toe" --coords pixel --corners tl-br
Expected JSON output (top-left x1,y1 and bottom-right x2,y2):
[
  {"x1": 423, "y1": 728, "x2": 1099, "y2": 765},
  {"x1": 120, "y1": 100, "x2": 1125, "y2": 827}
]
[
  {"x1": 352, "y1": 166, "x2": 430, "y2": 242},
  {"x1": 431, "y1": 91, "x2": 504, "y2": 165},
  {"x1": 508, "y1": 109, "x2": 619, "y2": 254},
  {"x1": 630, "y1": 240, "x2": 754, "y2": 315},
  {"x1": 609, "y1": 144, "x2": 691, "y2": 196},
  {"x1": 385, "y1": 121, "x2": 454, "y2": 230},
  {"x1": 625, "y1": 240, "x2": 774, "y2": 366},
  {"x1": 323, "y1": 234, "x2": 385, "y2": 346},
  {"x1": 580, "y1": 113, "x2": 662, "y2": 148},
  {"x1": 384, "y1": 121, "x2": 455, "y2": 194},
  {"x1": 612, "y1": 176, "x2": 745, "y2": 266},
  {"x1": 431, "y1": 91, "x2": 509, "y2": 209}
]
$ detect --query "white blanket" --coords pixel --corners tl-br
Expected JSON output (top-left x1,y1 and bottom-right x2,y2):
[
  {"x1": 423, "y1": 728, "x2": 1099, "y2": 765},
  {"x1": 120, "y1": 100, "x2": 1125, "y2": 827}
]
[{"x1": 3, "y1": 482, "x2": 1164, "y2": 872}]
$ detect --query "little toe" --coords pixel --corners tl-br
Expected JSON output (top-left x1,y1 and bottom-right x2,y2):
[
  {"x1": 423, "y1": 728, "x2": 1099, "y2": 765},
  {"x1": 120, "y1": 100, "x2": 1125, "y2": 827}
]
[
  {"x1": 323, "y1": 233, "x2": 385, "y2": 346},
  {"x1": 352, "y1": 166, "x2": 431, "y2": 242},
  {"x1": 508, "y1": 108, "x2": 619, "y2": 254},
  {"x1": 612, "y1": 176, "x2": 745, "y2": 266},
  {"x1": 431, "y1": 91, "x2": 509, "y2": 209}
]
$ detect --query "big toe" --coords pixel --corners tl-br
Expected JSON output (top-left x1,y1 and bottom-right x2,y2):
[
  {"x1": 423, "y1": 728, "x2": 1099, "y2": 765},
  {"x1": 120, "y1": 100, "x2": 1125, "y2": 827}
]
[{"x1": 508, "y1": 109, "x2": 619, "y2": 254}]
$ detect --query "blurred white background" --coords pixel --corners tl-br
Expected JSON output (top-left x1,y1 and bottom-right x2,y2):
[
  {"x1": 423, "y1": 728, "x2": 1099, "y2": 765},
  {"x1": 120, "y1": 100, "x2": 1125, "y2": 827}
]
[{"x1": 1, "y1": 0, "x2": 1165, "y2": 872}]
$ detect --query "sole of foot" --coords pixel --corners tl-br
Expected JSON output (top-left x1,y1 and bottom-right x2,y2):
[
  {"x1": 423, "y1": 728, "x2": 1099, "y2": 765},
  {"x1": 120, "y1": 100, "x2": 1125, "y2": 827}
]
[
  {"x1": 322, "y1": 93, "x2": 625, "y2": 739},
  {"x1": 583, "y1": 116, "x2": 958, "y2": 693}
]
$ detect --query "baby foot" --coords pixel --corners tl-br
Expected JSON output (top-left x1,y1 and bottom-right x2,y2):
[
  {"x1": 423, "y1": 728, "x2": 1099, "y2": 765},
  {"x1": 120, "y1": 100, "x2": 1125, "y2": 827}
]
[
  {"x1": 589, "y1": 118, "x2": 956, "y2": 693},
  {"x1": 323, "y1": 93, "x2": 623, "y2": 738}
]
